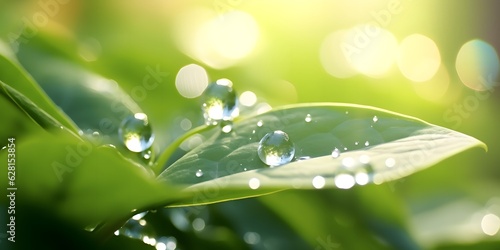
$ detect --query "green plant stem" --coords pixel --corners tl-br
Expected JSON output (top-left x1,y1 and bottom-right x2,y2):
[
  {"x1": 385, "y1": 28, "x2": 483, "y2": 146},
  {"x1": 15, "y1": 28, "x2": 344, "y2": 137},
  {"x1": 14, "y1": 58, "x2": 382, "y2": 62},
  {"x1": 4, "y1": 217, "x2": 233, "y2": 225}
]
[{"x1": 152, "y1": 124, "x2": 212, "y2": 175}]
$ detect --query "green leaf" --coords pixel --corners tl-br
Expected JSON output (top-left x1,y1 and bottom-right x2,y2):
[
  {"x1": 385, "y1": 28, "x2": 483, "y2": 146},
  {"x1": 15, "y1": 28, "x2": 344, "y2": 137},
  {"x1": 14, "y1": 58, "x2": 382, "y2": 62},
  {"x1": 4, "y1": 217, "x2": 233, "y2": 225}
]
[
  {"x1": 158, "y1": 103, "x2": 485, "y2": 206},
  {"x1": 0, "y1": 40, "x2": 80, "y2": 133},
  {"x1": 0, "y1": 131, "x2": 182, "y2": 228}
]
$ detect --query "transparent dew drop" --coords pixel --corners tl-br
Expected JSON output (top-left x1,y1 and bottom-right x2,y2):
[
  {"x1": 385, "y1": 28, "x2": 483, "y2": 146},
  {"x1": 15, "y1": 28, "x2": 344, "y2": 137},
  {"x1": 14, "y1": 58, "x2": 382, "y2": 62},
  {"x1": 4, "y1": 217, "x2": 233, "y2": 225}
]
[
  {"x1": 364, "y1": 141, "x2": 370, "y2": 146},
  {"x1": 258, "y1": 130, "x2": 295, "y2": 167},
  {"x1": 119, "y1": 113, "x2": 154, "y2": 152},
  {"x1": 331, "y1": 148, "x2": 341, "y2": 158},
  {"x1": 354, "y1": 141, "x2": 359, "y2": 146},
  {"x1": 195, "y1": 169, "x2": 204, "y2": 177},
  {"x1": 385, "y1": 158, "x2": 396, "y2": 168},
  {"x1": 257, "y1": 120, "x2": 263, "y2": 127},
  {"x1": 305, "y1": 114, "x2": 312, "y2": 122},
  {"x1": 372, "y1": 116, "x2": 379, "y2": 123},
  {"x1": 201, "y1": 78, "x2": 239, "y2": 125}
]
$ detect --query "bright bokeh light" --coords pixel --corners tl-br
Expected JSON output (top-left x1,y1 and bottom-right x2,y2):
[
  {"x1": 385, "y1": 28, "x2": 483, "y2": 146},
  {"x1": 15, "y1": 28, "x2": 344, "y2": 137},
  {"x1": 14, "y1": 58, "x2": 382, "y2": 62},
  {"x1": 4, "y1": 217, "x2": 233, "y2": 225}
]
[
  {"x1": 240, "y1": 91, "x2": 257, "y2": 106},
  {"x1": 312, "y1": 175, "x2": 326, "y2": 189},
  {"x1": 320, "y1": 30, "x2": 357, "y2": 78},
  {"x1": 249, "y1": 177, "x2": 260, "y2": 190},
  {"x1": 397, "y1": 34, "x2": 441, "y2": 82},
  {"x1": 175, "y1": 64, "x2": 208, "y2": 98},
  {"x1": 456, "y1": 39, "x2": 499, "y2": 91},
  {"x1": 412, "y1": 65, "x2": 450, "y2": 102},
  {"x1": 334, "y1": 173, "x2": 355, "y2": 189},
  {"x1": 481, "y1": 213, "x2": 500, "y2": 236},
  {"x1": 174, "y1": 9, "x2": 259, "y2": 69},
  {"x1": 344, "y1": 25, "x2": 398, "y2": 78}
]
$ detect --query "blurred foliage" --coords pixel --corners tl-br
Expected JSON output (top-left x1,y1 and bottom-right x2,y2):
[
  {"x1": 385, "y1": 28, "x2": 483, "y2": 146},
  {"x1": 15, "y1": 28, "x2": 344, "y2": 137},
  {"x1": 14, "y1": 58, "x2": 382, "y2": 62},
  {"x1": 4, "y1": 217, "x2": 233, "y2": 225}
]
[{"x1": 0, "y1": 0, "x2": 499, "y2": 250}]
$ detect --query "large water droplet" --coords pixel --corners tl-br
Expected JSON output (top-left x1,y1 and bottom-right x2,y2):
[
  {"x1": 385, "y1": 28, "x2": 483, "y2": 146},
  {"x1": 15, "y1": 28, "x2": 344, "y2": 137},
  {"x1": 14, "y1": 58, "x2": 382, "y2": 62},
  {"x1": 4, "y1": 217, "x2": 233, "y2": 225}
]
[
  {"x1": 201, "y1": 78, "x2": 239, "y2": 125},
  {"x1": 195, "y1": 169, "x2": 204, "y2": 177},
  {"x1": 221, "y1": 121, "x2": 233, "y2": 133},
  {"x1": 331, "y1": 148, "x2": 341, "y2": 158},
  {"x1": 119, "y1": 113, "x2": 154, "y2": 152},
  {"x1": 258, "y1": 130, "x2": 295, "y2": 167}
]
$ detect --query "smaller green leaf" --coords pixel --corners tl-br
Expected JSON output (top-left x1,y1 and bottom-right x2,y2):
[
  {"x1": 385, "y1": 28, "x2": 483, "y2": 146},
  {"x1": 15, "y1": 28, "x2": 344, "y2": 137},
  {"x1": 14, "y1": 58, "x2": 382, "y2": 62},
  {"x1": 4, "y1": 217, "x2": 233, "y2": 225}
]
[{"x1": 0, "y1": 40, "x2": 79, "y2": 133}]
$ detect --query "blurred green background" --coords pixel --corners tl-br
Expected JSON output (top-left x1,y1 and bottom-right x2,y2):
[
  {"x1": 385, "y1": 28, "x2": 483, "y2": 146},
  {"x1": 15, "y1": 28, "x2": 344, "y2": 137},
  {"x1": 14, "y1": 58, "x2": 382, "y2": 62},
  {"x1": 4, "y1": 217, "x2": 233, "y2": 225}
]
[{"x1": 0, "y1": 0, "x2": 499, "y2": 249}]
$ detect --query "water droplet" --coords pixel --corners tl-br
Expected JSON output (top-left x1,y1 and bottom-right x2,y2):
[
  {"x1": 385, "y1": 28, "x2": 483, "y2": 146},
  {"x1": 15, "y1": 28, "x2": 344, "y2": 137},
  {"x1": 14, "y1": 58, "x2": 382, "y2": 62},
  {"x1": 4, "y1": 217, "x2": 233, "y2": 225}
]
[
  {"x1": 156, "y1": 236, "x2": 177, "y2": 250},
  {"x1": 331, "y1": 148, "x2": 341, "y2": 158},
  {"x1": 201, "y1": 79, "x2": 239, "y2": 125},
  {"x1": 334, "y1": 173, "x2": 355, "y2": 189},
  {"x1": 243, "y1": 168, "x2": 248, "y2": 171},
  {"x1": 345, "y1": 111, "x2": 349, "y2": 115},
  {"x1": 364, "y1": 141, "x2": 370, "y2": 146},
  {"x1": 385, "y1": 158, "x2": 396, "y2": 168},
  {"x1": 119, "y1": 113, "x2": 154, "y2": 152},
  {"x1": 249, "y1": 178, "x2": 260, "y2": 189},
  {"x1": 298, "y1": 156, "x2": 311, "y2": 161},
  {"x1": 343, "y1": 147, "x2": 348, "y2": 151},
  {"x1": 373, "y1": 116, "x2": 379, "y2": 122},
  {"x1": 244, "y1": 232, "x2": 261, "y2": 245},
  {"x1": 195, "y1": 169, "x2": 204, "y2": 177},
  {"x1": 221, "y1": 121, "x2": 233, "y2": 133},
  {"x1": 342, "y1": 157, "x2": 355, "y2": 168},
  {"x1": 305, "y1": 114, "x2": 312, "y2": 122},
  {"x1": 258, "y1": 130, "x2": 295, "y2": 167},
  {"x1": 312, "y1": 176, "x2": 326, "y2": 189},
  {"x1": 257, "y1": 120, "x2": 263, "y2": 127},
  {"x1": 354, "y1": 141, "x2": 359, "y2": 146}
]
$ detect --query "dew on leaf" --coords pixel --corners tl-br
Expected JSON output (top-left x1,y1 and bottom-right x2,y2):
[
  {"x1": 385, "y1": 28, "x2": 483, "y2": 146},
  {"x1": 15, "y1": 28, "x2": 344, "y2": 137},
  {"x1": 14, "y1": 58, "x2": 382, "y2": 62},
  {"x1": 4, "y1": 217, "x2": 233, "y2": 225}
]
[
  {"x1": 257, "y1": 130, "x2": 295, "y2": 167},
  {"x1": 359, "y1": 154, "x2": 370, "y2": 164},
  {"x1": 355, "y1": 171, "x2": 370, "y2": 185},
  {"x1": 305, "y1": 114, "x2": 312, "y2": 122},
  {"x1": 221, "y1": 121, "x2": 233, "y2": 133},
  {"x1": 364, "y1": 141, "x2": 370, "y2": 146},
  {"x1": 201, "y1": 78, "x2": 239, "y2": 125},
  {"x1": 257, "y1": 120, "x2": 263, "y2": 127},
  {"x1": 331, "y1": 148, "x2": 341, "y2": 158},
  {"x1": 373, "y1": 115, "x2": 379, "y2": 122},
  {"x1": 119, "y1": 113, "x2": 154, "y2": 153},
  {"x1": 195, "y1": 169, "x2": 204, "y2": 177}
]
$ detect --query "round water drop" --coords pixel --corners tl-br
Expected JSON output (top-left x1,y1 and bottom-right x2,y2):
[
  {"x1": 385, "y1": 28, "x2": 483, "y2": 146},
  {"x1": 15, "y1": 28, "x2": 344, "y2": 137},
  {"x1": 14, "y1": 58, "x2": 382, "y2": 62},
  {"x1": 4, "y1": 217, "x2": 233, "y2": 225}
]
[
  {"x1": 354, "y1": 141, "x2": 359, "y2": 146},
  {"x1": 258, "y1": 130, "x2": 295, "y2": 167},
  {"x1": 331, "y1": 148, "x2": 341, "y2": 158},
  {"x1": 195, "y1": 169, "x2": 204, "y2": 177},
  {"x1": 119, "y1": 113, "x2": 154, "y2": 153},
  {"x1": 355, "y1": 171, "x2": 370, "y2": 186},
  {"x1": 201, "y1": 78, "x2": 239, "y2": 125},
  {"x1": 257, "y1": 120, "x2": 263, "y2": 127},
  {"x1": 364, "y1": 141, "x2": 370, "y2": 146},
  {"x1": 372, "y1": 116, "x2": 379, "y2": 123},
  {"x1": 305, "y1": 114, "x2": 312, "y2": 123}
]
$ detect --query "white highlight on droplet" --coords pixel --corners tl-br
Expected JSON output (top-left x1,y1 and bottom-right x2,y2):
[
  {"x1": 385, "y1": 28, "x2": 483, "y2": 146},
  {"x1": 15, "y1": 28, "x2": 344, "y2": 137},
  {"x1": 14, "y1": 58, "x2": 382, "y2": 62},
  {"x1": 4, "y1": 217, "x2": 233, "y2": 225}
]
[
  {"x1": 312, "y1": 176, "x2": 326, "y2": 189},
  {"x1": 249, "y1": 178, "x2": 260, "y2": 190},
  {"x1": 334, "y1": 174, "x2": 355, "y2": 189},
  {"x1": 355, "y1": 172, "x2": 369, "y2": 186}
]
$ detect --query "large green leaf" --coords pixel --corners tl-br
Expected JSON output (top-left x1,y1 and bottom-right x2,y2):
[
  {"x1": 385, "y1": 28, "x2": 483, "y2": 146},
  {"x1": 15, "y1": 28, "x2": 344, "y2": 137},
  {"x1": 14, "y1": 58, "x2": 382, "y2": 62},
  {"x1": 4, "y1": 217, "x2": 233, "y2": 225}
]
[{"x1": 158, "y1": 103, "x2": 485, "y2": 206}]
